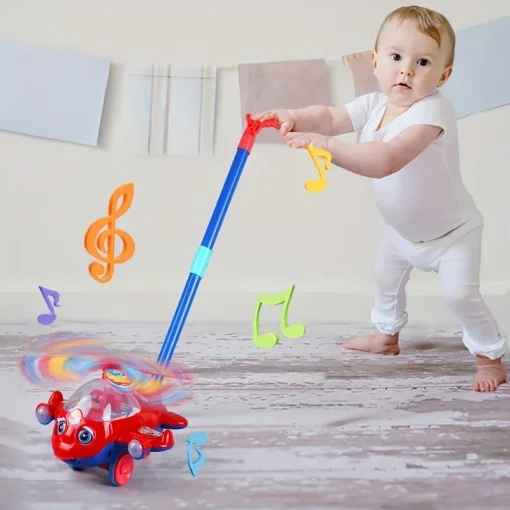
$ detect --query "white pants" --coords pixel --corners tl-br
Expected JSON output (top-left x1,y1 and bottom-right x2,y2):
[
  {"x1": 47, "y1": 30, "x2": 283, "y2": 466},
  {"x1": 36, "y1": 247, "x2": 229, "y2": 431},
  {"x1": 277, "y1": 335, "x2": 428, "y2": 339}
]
[{"x1": 371, "y1": 223, "x2": 508, "y2": 359}]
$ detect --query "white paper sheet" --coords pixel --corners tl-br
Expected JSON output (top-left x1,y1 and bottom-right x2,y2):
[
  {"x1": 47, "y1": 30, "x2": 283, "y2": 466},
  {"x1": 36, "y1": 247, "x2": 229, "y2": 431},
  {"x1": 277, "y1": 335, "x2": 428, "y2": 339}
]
[
  {"x1": 0, "y1": 38, "x2": 110, "y2": 146},
  {"x1": 123, "y1": 63, "x2": 217, "y2": 156},
  {"x1": 122, "y1": 65, "x2": 153, "y2": 154}
]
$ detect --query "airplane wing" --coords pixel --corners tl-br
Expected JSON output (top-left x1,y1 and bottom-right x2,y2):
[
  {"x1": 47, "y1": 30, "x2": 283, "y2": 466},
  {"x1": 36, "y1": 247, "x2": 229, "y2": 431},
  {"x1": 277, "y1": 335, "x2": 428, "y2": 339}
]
[
  {"x1": 118, "y1": 426, "x2": 174, "y2": 457},
  {"x1": 159, "y1": 411, "x2": 188, "y2": 430}
]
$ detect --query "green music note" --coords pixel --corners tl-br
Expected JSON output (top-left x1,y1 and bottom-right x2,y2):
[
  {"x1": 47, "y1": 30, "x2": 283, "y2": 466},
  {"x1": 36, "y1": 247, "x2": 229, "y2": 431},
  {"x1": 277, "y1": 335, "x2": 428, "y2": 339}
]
[{"x1": 252, "y1": 284, "x2": 306, "y2": 349}]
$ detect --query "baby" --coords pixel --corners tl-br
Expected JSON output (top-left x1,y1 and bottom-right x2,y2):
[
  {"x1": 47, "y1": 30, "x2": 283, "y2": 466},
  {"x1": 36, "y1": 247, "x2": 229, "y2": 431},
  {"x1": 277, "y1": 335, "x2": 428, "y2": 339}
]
[{"x1": 253, "y1": 5, "x2": 508, "y2": 392}]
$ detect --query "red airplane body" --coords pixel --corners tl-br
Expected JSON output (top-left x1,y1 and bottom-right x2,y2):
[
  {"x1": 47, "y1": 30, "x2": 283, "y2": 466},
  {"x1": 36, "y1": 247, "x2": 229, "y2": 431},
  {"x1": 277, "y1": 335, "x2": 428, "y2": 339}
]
[{"x1": 35, "y1": 377, "x2": 188, "y2": 486}]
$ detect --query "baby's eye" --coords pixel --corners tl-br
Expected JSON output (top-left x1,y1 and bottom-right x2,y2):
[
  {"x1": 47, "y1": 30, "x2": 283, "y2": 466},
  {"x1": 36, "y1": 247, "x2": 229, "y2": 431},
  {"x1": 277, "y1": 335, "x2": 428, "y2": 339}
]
[
  {"x1": 417, "y1": 58, "x2": 429, "y2": 66},
  {"x1": 391, "y1": 53, "x2": 401, "y2": 61}
]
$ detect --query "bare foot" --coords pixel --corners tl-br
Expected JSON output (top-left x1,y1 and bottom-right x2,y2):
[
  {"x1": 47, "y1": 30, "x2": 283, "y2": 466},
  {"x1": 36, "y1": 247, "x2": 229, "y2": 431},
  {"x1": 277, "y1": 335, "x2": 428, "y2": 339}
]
[
  {"x1": 473, "y1": 355, "x2": 507, "y2": 392},
  {"x1": 343, "y1": 330, "x2": 400, "y2": 355}
]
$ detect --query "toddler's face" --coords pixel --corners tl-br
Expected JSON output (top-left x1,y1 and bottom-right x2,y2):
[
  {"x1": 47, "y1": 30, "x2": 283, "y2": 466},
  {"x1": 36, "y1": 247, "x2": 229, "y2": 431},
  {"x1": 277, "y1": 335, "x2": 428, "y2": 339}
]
[{"x1": 372, "y1": 19, "x2": 452, "y2": 107}]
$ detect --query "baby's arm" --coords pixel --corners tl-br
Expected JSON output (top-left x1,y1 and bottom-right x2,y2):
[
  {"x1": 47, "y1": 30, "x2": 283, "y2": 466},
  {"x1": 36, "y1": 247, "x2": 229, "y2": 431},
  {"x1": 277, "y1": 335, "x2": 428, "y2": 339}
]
[
  {"x1": 289, "y1": 105, "x2": 354, "y2": 136},
  {"x1": 326, "y1": 124, "x2": 443, "y2": 179},
  {"x1": 289, "y1": 92, "x2": 382, "y2": 135},
  {"x1": 252, "y1": 105, "x2": 355, "y2": 137}
]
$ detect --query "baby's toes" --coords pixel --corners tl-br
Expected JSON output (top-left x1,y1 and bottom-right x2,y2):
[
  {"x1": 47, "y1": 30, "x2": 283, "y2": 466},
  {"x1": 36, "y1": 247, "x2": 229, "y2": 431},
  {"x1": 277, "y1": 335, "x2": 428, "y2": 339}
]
[{"x1": 473, "y1": 379, "x2": 486, "y2": 391}]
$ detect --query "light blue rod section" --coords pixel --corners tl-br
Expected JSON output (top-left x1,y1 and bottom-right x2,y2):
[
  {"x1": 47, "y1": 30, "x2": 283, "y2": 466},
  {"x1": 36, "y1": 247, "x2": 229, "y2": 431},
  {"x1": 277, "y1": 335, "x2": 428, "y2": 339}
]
[{"x1": 190, "y1": 246, "x2": 212, "y2": 278}]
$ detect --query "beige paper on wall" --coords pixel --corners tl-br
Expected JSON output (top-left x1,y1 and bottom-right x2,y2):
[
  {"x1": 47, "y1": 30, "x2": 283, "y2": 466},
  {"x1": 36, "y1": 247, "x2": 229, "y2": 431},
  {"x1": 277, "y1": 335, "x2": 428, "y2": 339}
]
[
  {"x1": 343, "y1": 50, "x2": 379, "y2": 97},
  {"x1": 238, "y1": 59, "x2": 332, "y2": 144}
]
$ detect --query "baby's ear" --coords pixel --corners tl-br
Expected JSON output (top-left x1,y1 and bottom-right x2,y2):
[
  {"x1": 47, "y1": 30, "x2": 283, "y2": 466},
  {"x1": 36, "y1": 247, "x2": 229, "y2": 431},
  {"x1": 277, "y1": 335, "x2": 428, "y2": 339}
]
[
  {"x1": 372, "y1": 50, "x2": 377, "y2": 78},
  {"x1": 437, "y1": 65, "x2": 453, "y2": 87},
  {"x1": 371, "y1": 51, "x2": 377, "y2": 68}
]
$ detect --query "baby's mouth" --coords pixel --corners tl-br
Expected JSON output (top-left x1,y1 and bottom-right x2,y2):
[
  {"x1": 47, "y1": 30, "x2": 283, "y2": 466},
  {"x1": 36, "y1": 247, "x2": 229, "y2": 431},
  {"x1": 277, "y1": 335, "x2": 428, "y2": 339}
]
[{"x1": 395, "y1": 82, "x2": 411, "y2": 89}]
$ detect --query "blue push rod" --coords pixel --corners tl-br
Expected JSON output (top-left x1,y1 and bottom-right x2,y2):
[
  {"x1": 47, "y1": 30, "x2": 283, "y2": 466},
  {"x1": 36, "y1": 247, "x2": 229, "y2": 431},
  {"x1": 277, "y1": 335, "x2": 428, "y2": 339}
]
[{"x1": 157, "y1": 115, "x2": 279, "y2": 368}]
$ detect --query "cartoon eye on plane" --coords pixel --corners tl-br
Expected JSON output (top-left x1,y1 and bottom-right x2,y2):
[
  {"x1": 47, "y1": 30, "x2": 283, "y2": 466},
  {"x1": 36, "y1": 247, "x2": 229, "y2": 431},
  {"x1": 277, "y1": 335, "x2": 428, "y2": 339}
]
[{"x1": 35, "y1": 374, "x2": 188, "y2": 487}]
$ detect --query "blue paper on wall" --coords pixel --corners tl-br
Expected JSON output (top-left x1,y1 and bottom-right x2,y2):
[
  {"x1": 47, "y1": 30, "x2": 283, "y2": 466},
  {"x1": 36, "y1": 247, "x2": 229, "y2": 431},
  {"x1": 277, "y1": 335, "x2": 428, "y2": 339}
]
[
  {"x1": 440, "y1": 16, "x2": 510, "y2": 118},
  {"x1": 0, "y1": 39, "x2": 110, "y2": 146}
]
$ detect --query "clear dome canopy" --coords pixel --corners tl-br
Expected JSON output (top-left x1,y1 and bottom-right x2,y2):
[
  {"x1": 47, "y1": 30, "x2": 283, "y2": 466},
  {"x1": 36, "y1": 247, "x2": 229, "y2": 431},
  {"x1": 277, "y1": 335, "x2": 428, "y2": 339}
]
[{"x1": 64, "y1": 378, "x2": 141, "y2": 422}]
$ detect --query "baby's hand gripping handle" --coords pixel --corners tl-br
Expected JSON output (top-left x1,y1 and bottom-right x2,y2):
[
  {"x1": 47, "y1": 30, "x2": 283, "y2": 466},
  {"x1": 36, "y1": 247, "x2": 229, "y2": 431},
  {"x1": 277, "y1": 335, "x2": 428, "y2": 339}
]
[{"x1": 238, "y1": 113, "x2": 281, "y2": 152}]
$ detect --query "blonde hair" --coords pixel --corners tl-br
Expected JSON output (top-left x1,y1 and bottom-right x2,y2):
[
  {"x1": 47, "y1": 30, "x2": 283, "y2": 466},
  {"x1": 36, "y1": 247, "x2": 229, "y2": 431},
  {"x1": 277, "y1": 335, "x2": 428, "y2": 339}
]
[{"x1": 375, "y1": 5, "x2": 456, "y2": 66}]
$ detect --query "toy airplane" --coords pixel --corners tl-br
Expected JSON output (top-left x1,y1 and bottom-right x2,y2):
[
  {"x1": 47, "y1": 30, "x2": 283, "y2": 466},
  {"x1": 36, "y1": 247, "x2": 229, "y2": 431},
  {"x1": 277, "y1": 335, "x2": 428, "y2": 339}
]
[{"x1": 35, "y1": 372, "x2": 187, "y2": 486}]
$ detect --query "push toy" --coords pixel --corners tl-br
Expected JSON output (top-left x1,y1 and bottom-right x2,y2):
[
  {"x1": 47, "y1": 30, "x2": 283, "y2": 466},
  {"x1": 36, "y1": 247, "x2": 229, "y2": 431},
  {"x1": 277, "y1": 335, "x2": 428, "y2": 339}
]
[
  {"x1": 23, "y1": 115, "x2": 280, "y2": 487},
  {"x1": 21, "y1": 334, "x2": 191, "y2": 486}
]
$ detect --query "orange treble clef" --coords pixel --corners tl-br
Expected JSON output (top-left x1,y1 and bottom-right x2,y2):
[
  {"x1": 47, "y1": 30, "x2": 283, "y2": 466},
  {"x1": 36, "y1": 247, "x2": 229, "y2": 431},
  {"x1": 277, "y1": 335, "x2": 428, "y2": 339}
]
[{"x1": 84, "y1": 183, "x2": 136, "y2": 284}]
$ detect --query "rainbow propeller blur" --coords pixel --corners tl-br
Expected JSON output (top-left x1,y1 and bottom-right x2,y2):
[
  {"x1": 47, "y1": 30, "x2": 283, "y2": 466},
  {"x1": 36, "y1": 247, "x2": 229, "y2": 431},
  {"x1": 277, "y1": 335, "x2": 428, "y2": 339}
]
[{"x1": 19, "y1": 331, "x2": 192, "y2": 406}]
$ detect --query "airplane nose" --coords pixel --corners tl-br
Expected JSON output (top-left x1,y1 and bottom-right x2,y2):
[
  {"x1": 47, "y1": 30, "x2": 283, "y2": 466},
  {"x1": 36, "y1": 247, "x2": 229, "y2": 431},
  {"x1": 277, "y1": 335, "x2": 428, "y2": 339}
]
[
  {"x1": 55, "y1": 451, "x2": 75, "y2": 461},
  {"x1": 52, "y1": 434, "x2": 75, "y2": 459},
  {"x1": 53, "y1": 444, "x2": 75, "y2": 461}
]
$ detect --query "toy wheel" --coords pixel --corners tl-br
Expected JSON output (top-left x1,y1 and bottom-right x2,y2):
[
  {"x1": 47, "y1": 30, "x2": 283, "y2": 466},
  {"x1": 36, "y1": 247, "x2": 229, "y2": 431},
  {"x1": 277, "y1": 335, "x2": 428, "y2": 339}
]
[
  {"x1": 108, "y1": 452, "x2": 134, "y2": 487},
  {"x1": 70, "y1": 466, "x2": 84, "y2": 471}
]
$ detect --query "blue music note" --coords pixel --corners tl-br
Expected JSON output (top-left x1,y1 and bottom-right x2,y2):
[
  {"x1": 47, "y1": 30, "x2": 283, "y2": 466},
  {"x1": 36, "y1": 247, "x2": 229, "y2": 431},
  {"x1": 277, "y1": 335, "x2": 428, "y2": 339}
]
[
  {"x1": 186, "y1": 430, "x2": 208, "y2": 477},
  {"x1": 37, "y1": 286, "x2": 61, "y2": 326}
]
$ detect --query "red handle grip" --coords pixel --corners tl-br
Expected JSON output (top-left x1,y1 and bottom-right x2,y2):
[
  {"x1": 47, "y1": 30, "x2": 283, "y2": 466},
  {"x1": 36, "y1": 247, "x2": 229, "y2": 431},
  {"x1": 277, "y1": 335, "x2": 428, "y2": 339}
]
[
  {"x1": 246, "y1": 113, "x2": 281, "y2": 132},
  {"x1": 238, "y1": 113, "x2": 281, "y2": 152}
]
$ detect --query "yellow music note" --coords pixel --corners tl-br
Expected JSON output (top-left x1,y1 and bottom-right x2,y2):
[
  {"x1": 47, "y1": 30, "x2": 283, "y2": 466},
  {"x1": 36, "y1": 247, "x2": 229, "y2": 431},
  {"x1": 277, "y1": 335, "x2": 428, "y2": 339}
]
[
  {"x1": 305, "y1": 145, "x2": 332, "y2": 193},
  {"x1": 252, "y1": 285, "x2": 306, "y2": 349},
  {"x1": 84, "y1": 183, "x2": 136, "y2": 284}
]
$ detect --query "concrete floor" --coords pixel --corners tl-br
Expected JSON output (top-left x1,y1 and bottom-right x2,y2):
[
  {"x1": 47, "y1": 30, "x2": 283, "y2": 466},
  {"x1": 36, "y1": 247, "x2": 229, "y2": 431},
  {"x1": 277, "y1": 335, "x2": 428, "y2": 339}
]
[{"x1": 1, "y1": 321, "x2": 510, "y2": 510}]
